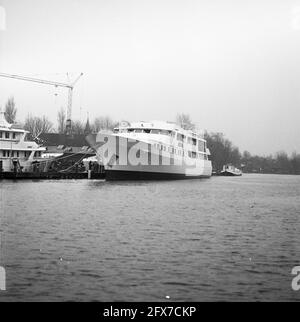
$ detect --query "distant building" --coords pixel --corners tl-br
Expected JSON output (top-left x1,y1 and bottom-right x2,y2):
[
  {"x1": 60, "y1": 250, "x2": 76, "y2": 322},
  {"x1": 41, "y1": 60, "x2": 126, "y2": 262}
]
[{"x1": 38, "y1": 119, "x2": 94, "y2": 154}]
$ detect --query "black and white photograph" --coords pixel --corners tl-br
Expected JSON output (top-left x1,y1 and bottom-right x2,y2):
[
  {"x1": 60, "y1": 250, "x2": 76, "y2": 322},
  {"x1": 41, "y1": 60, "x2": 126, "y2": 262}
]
[{"x1": 0, "y1": 0, "x2": 300, "y2": 308}]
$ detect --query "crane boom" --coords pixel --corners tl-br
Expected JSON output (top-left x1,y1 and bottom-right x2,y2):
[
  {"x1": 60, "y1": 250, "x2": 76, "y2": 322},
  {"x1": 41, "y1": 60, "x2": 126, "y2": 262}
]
[
  {"x1": 0, "y1": 72, "x2": 83, "y2": 134},
  {"x1": 0, "y1": 73, "x2": 72, "y2": 88}
]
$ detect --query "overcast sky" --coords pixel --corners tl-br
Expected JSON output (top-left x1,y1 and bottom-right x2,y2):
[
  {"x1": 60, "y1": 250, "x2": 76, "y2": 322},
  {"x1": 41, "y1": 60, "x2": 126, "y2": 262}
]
[{"x1": 0, "y1": 0, "x2": 299, "y2": 155}]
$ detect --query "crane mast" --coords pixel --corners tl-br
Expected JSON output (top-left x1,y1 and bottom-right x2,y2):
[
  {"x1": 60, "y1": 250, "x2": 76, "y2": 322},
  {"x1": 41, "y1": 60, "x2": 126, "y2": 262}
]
[{"x1": 0, "y1": 72, "x2": 83, "y2": 134}]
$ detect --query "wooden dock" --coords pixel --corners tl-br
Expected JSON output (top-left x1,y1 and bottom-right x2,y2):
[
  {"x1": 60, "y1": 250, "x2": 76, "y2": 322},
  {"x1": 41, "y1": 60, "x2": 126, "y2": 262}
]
[{"x1": 0, "y1": 171, "x2": 105, "y2": 180}]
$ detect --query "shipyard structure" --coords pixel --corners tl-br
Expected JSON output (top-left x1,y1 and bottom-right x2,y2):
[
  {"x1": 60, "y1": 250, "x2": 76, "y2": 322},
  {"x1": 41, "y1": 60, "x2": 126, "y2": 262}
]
[{"x1": 0, "y1": 110, "x2": 104, "y2": 179}]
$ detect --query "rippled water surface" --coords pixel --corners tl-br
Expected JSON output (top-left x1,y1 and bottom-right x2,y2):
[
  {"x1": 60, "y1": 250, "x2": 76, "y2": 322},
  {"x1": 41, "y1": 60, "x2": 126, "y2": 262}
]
[{"x1": 0, "y1": 174, "x2": 300, "y2": 301}]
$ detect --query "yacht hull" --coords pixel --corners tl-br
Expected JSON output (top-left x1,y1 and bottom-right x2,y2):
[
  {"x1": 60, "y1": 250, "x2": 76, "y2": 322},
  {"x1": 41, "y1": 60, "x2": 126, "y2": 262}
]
[
  {"x1": 105, "y1": 169, "x2": 211, "y2": 180},
  {"x1": 87, "y1": 132, "x2": 212, "y2": 181},
  {"x1": 219, "y1": 171, "x2": 242, "y2": 176}
]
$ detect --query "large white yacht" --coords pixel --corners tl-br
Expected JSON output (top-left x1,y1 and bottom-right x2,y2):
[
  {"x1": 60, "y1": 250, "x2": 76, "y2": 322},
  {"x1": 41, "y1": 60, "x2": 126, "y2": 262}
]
[
  {"x1": 86, "y1": 120, "x2": 212, "y2": 180},
  {"x1": 0, "y1": 110, "x2": 45, "y2": 173}
]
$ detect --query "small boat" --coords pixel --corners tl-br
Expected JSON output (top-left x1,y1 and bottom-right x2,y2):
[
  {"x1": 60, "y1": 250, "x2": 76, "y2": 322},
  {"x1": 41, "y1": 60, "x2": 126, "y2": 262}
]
[
  {"x1": 212, "y1": 169, "x2": 218, "y2": 176},
  {"x1": 219, "y1": 164, "x2": 242, "y2": 176}
]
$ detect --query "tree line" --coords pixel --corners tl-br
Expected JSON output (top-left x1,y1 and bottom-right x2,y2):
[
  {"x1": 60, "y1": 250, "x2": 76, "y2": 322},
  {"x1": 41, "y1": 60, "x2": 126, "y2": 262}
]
[
  {"x1": 177, "y1": 113, "x2": 300, "y2": 175},
  {"x1": 3, "y1": 97, "x2": 117, "y2": 137},
  {"x1": 3, "y1": 98, "x2": 300, "y2": 175}
]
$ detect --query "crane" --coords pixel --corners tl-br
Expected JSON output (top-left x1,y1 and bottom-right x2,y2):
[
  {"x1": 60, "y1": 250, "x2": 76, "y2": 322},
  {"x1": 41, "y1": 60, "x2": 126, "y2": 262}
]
[{"x1": 0, "y1": 72, "x2": 83, "y2": 134}]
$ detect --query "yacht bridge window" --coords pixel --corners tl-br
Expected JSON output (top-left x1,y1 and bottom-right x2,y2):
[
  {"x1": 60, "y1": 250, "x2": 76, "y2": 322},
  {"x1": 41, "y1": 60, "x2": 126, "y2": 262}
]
[
  {"x1": 151, "y1": 129, "x2": 172, "y2": 136},
  {"x1": 124, "y1": 128, "x2": 174, "y2": 136},
  {"x1": 198, "y1": 140, "x2": 205, "y2": 152},
  {"x1": 187, "y1": 137, "x2": 197, "y2": 145},
  {"x1": 160, "y1": 130, "x2": 169, "y2": 135},
  {"x1": 188, "y1": 151, "x2": 197, "y2": 158},
  {"x1": 177, "y1": 133, "x2": 185, "y2": 141}
]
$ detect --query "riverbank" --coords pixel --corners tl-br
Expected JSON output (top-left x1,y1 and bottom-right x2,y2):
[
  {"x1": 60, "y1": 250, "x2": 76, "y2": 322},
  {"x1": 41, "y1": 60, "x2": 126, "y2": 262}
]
[{"x1": 0, "y1": 171, "x2": 105, "y2": 180}]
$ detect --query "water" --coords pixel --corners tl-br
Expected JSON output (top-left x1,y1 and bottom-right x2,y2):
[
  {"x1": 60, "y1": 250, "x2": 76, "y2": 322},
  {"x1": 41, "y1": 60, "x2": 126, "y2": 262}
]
[{"x1": 0, "y1": 174, "x2": 299, "y2": 302}]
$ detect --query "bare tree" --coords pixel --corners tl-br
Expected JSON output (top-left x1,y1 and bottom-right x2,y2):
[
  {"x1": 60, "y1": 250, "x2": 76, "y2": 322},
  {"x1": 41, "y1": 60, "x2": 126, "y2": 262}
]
[
  {"x1": 175, "y1": 113, "x2": 195, "y2": 130},
  {"x1": 5, "y1": 96, "x2": 17, "y2": 123},
  {"x1": 204, "y1": 132, "x2": 241, "y2": 171},
  {"x1": 92, "y1": 116, "x2": 117, "y2": 132},
  {"x1": 57, "y1": 107, "x2": 66, "y2": 134},
  {"x1": 24, "y1": 114, "x2": 53, "y2": 138},
  {"x1": 72, "y1": 120, "x2": 85, "y2": 135}
]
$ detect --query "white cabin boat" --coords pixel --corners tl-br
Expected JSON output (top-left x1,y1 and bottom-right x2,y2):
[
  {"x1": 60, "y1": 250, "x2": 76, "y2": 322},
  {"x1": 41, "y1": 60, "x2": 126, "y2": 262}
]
[
  {"x1": 86, "y1": 120, "x2": 212, "y2": 180},
  {"x1": 0, "y1": 110, "x2": 46, "y2": 173}
]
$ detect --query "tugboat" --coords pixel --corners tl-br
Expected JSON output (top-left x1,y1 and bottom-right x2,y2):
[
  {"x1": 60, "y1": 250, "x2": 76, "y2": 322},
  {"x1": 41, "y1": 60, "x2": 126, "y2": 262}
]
[{"x1": 219, "y1": 164, "x2": 242, "y2": 176}]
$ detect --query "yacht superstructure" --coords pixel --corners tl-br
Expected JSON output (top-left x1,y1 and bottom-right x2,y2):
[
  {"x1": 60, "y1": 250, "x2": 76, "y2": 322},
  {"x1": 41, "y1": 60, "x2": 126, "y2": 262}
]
[
  {"x1": 87, "y1": 120, "x2": 212, "y2": 180},
  {"x1": 0, "y1": 110, "x2": 45, "y2": 173}
]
